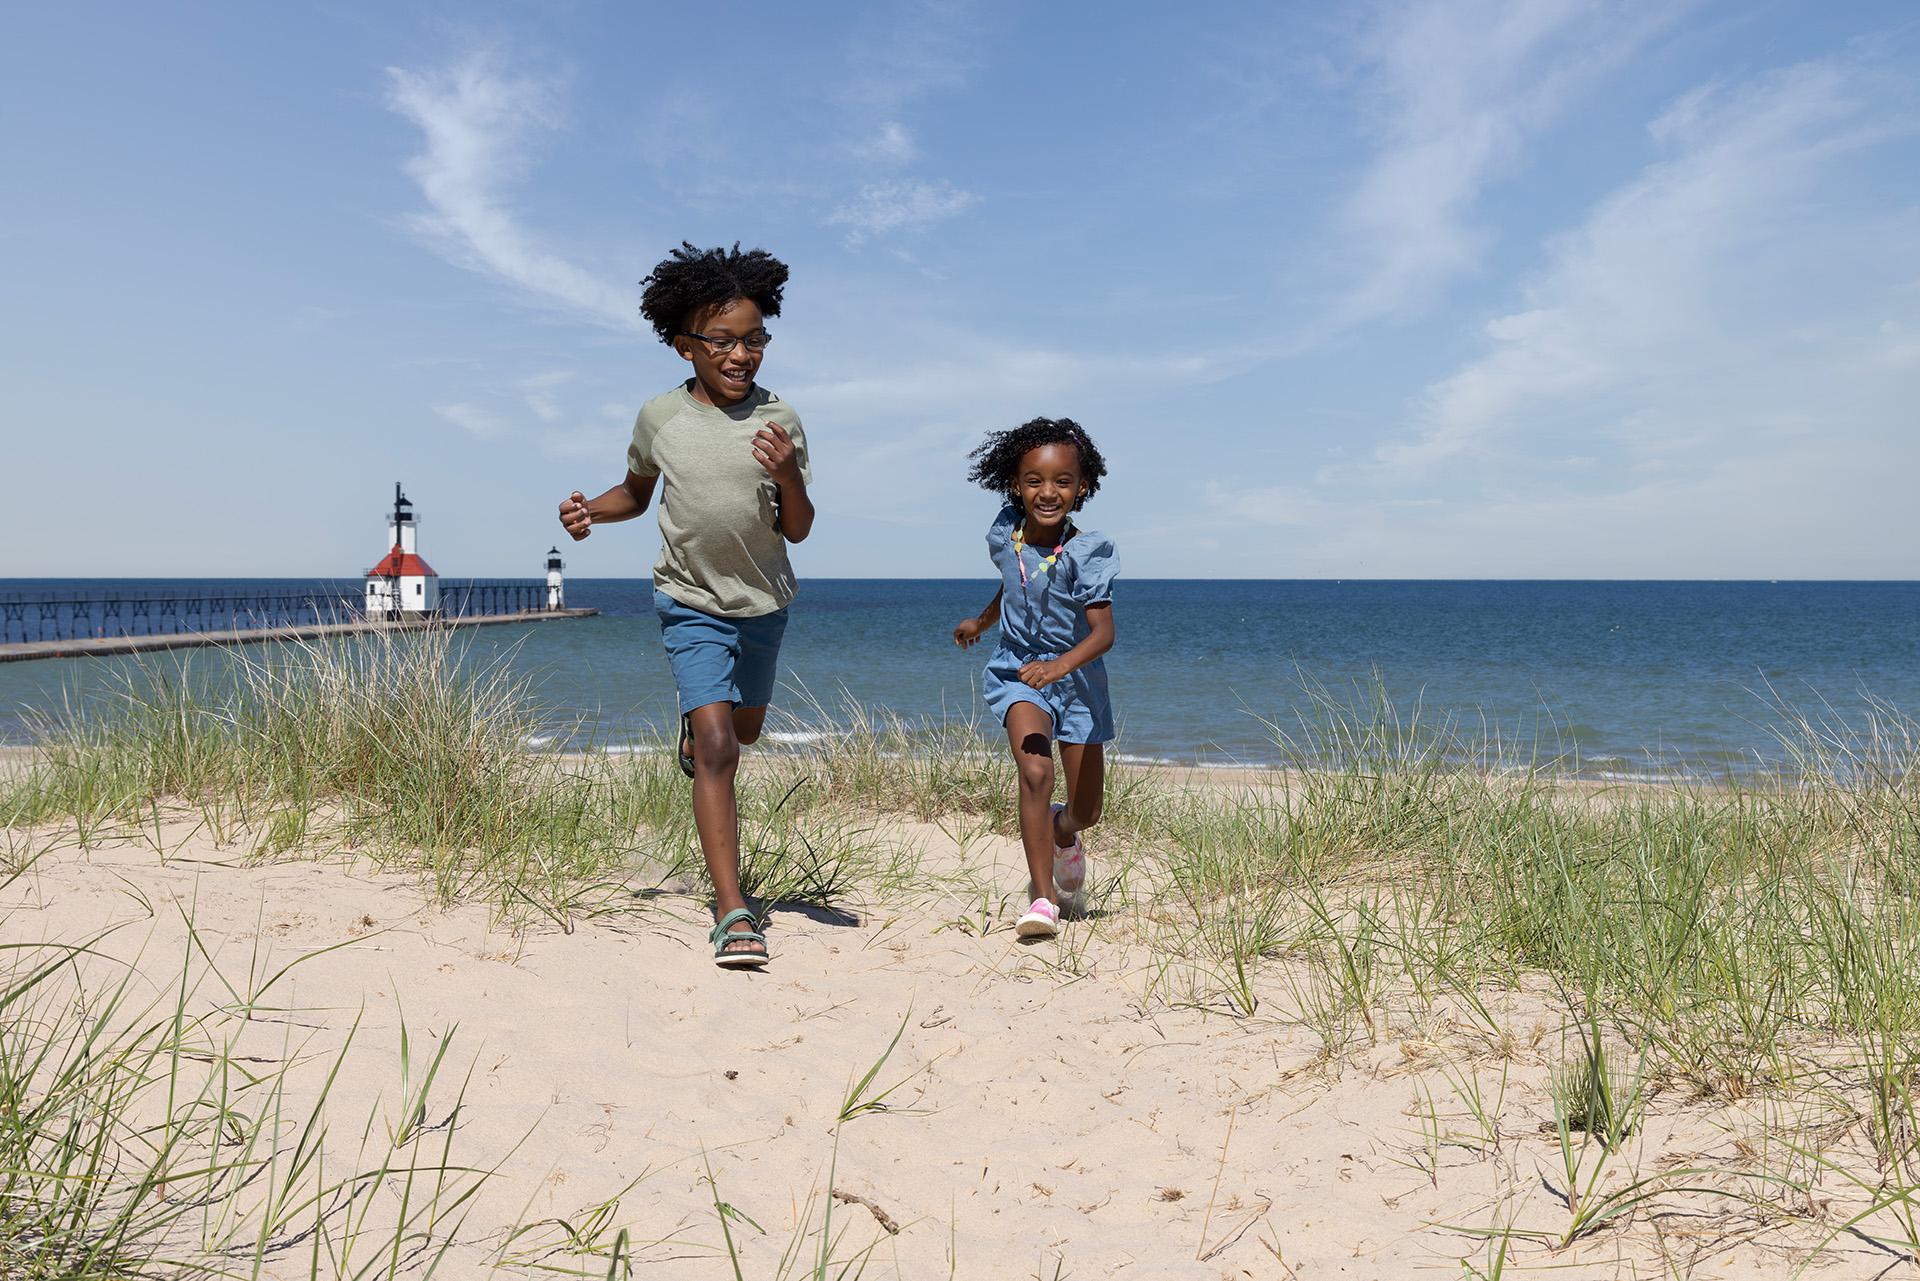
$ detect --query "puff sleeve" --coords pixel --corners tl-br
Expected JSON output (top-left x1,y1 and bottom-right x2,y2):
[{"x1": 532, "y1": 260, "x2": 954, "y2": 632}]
[
  {"x1": 986, "y1": 504, "x2": 1019, "y2": 560},
  {"x1": 1068, "y1": 533, "x2": 1119, "y2": 606}
]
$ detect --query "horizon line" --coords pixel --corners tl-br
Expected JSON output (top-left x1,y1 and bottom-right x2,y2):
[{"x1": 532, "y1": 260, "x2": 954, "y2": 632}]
[{"x1": 3, "y1": 575, "x2": 1917, "y2": 586}]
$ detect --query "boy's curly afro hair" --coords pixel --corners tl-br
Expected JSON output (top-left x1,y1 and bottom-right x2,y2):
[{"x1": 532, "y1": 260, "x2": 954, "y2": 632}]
[
  {"x1": 966, "y1": 417, "x2": 1107, "y2": 512},
  {"x1": 639, "y1": 242, "x2": 789, "y2": 346}
]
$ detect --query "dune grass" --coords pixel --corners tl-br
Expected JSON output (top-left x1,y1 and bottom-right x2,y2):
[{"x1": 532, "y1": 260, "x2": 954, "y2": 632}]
[
  {"x1": 0, "y1": 865, "x2": 650, "y2": 1279},
  {"x1": 0, "y1": 631, "x2": 925, "y2": 930},
  {"x1": 9, "y1": 626, "x2": 1920, "y2": 1267}
]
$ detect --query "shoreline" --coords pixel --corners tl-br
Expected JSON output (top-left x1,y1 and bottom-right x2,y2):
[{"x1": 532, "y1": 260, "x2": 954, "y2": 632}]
[{"x1": 0, "y1": 739, "x2": 1771, "y2": 795}]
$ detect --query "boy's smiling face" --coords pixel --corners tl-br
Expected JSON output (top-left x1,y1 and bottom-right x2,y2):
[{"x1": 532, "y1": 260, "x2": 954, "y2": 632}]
[
  {"x1": 1013, "y1": 442, "x2": 1085, "y2": 537},
  {"x1": 674, "y1": 297, "x2": 767, "y2": 407}
]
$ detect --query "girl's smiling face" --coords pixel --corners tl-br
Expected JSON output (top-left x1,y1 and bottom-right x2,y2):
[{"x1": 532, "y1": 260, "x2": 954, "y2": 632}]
[
  {"x1": 1013, "y1": 442, "x2": 1085, "y2": 533},
  {"x1": 674, "y1": 297, "x2": 767, "y2": 406}
]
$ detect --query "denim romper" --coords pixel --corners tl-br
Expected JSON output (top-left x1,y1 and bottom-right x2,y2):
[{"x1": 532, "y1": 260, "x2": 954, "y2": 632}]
[{"x1": 981, "y1": 503, "x2": 1118, "y2": 745}]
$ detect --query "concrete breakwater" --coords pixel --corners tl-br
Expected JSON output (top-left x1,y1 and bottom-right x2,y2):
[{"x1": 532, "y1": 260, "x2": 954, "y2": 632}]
[{"x1": 0, "y1": 608, "x2": 599, "y2": 663}]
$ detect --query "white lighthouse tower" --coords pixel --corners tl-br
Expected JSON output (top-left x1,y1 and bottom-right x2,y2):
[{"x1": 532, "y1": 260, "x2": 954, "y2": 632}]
[
  {"x1": 545, "y1": 546, "x2": 565, "y2": 610},
  {"x1": 364, "y1": 483, "x2": 440, "y2": 620}
]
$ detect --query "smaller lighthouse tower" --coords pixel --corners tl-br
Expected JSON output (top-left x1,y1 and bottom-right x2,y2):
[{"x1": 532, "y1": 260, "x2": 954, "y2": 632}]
[
  {"x1": 364, "y1": 483, "x2": 441, "y2": 619},
  {"x1": 545, "y1": 546, "x2": 566, "y2": 610}
]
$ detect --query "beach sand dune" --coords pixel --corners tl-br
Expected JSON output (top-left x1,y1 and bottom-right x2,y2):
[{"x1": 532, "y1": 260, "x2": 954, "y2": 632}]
[{"x1": 0, "y1": 807, "x2": 1878, "y2": 1280}]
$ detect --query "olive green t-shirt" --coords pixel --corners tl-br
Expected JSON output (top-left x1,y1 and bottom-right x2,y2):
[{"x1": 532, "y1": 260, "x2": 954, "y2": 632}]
[{"x1": 626, "y1": 381, "x2": 812, "y2": 618}]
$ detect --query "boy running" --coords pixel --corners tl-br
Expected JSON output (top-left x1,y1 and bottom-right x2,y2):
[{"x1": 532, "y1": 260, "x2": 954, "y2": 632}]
[{"x1": 559, "y1": 242, "x2": 813, "y2": 969}]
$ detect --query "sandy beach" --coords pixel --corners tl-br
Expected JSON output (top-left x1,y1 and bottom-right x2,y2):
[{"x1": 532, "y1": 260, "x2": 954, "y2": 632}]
[{"x1": 7, "y1": 751, "x2": 1909, "y2": 1281}]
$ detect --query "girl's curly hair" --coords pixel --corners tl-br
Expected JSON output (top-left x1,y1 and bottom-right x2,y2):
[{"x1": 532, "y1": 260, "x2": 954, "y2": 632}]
[
  {"x1": 966, "y1": 417, "x2": 1107, "y2": 512},
  {"x1": 638, "y1": 242, "x2": 789, "y2": 345}
]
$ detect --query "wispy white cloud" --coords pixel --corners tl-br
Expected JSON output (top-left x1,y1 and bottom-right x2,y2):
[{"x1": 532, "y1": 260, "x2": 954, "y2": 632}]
[
  {"x1": 1201, "y1": 482, "x2": 1333, "y2": 528},
  {"x1": 1375, "y1": 58, "x2": 1915, "y2": 473},
  {"x1": 1328, "y1": 0, "x2": 1679, "y2": 328},
  {"x1": 1878, "y1": 319, "x2": 1920, "y2": 369},
  {"x1": 386, "y1": 55, "x2": 636, "y2": 329},
  {"x1": 1212, "y1": 52, "x2": 1920, "y2": 576},
  {"x1": 828, "y1": 179, "x2": 978, "y2": 244},
  {"x1": 838, "y1": 0, "x2": 978, "y2": 113},
  {"x1": 432, "y1": 368, "x2": 608, "y2": 450},
  {"x1": 852, "y1": 120, "x2": 917, "y2": 165},
  {"x1": 517, "y1": 369, "x2": 575, "y2": 423},
  {"x1": 828, "y1": 5, "x2": 983, "y2": 247},
  {"x1": 779, "y1": 302, "x2": 1237, "y2": 424},
  {"x1": 537, "y1": 403, "x2": 635, "y2": 462},
  {"x1": 433, "y1": 402, "x2": 513, "y2": 439}
]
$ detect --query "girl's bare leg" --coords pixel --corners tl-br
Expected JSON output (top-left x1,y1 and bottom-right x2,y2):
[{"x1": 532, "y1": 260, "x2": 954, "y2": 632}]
[
  {"x1": 1003, "y1": 702, "x2": 1058, "y2": 904},
  {"x1": 1054, "y1": 741, "x2": 1104, "y2": 844}
]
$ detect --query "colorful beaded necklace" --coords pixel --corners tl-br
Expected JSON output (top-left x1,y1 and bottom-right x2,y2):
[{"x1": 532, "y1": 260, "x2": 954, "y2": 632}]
[{"x1": 1012, "y1": 515, "x2": 1072, "y2": 589}]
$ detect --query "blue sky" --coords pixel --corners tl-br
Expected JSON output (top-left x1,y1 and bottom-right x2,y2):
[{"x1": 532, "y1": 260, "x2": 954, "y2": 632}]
[{"x1": 4, "y1": 1, "x2": 1917, "y2": 579}]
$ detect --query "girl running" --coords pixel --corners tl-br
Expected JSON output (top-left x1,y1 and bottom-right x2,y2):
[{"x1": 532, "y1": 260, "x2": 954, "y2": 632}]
[{"x1": 951, "y1": 418, "x2": 1117, "y2": 939}]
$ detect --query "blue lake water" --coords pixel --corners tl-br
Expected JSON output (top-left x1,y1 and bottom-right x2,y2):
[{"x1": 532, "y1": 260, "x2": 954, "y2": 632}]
[{"x1": 3, "y1": 578, "x2": 1918, "y2": 779}]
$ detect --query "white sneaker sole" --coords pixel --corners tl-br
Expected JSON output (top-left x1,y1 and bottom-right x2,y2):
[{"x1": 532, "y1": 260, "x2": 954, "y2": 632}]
[{"x1": 1015, "y1": 911, "x2": 1059, "y2": 939}]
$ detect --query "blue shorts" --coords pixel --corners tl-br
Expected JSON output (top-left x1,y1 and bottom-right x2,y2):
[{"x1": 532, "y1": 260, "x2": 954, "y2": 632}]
[
  {"x1": 654, "y1": 589, "x2": 789, "y2": 712},
  {"x1": 983, "y1": 649, "x2": 1114, "y2": 745}
]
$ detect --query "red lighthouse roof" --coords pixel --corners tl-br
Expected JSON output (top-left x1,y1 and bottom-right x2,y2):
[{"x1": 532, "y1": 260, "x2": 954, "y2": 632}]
[{"x1": 366, "y1": 546, "x2": 438, "y2": 578}]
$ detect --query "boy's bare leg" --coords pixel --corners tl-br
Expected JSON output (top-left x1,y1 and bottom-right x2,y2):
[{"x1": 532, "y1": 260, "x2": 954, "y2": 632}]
[
  {"x1": 1004, "y1": 702, "x2": 1058, "y2": 904},
  {"x1": 1054, "y1": 741, "x2": 1104, "y2": 843},
  {"x1": 680, "y1": 705, "x2": 768, "y2": 753},
  {"x1": 687, "y1": 700, "x2": 761, "y2": 958},
  {"x1": 732, "y1": 705, "x2": 768, "y2": 745}
]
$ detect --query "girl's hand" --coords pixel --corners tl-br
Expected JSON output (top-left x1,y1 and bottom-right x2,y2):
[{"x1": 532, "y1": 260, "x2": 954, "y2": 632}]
[
  {"x1": 1019, "y1": 658, "x2": 1070, "y2": 689},
  {"x1": 559, "y1": 491, "x2": 592, "y2": 541},
  {"x1": 953, "y1": 618, "x2": 986, "y2": 649},
  {"x1": 752, "y1": 421, "x2": 803, "y2": 485}
]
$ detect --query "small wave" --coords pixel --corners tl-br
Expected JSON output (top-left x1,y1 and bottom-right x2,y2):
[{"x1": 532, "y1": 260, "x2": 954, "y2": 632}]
[
  {"x1": 1113, "y1": 753, "x2": 1277, "y2": 770},
  {"x1": 1595, "y1": 768, "x2": 1688, "y2": 784},
  {"x1": 765, "y1": 730, "x2": 833, "y2": 745},
  {"x1": 523, "y1": 734, "x2": 556, "y2": 748}
]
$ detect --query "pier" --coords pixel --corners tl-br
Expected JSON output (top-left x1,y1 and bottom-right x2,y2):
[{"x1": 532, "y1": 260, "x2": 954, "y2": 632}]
[{"x1": 0, "y1": 584, "x2": 597, "y2": 663}]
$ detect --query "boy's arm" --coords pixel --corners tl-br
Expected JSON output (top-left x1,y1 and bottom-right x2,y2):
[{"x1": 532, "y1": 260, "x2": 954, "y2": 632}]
[
  {"x1": 752, "y1": 421, "x2": 814, "y2": 542},
  {"x1": 558, "y1": 471, "x2": 656, "y2": 539},
  {"x1": 775, "y1": 475, "x2": 814, "y2": 543},
  {"x1": 1017, "y1": 603, "x2": 1113, "y2": 689}
]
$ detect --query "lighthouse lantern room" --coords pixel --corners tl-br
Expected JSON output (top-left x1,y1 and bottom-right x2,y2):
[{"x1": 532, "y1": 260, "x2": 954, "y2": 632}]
[{"x1": 364, "y1": 483, "x2": 440, "y2": 620}]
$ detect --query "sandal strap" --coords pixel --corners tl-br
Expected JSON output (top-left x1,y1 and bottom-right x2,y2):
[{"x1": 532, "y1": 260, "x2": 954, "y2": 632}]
[
  {"x1": 677, "y1": 712, "x2": 697, "y2": 777},
  {"x1": 710, "y1": 907, "x2": 765, "y2": 948}
]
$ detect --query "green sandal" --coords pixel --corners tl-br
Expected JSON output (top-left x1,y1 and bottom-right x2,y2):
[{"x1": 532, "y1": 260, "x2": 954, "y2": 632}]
[{"x1": 710, "y1": 907, "x2": 769, "y2": 969}]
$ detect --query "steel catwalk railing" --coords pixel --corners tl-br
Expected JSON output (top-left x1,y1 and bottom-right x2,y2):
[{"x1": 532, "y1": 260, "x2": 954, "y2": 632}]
[{"x1": 0, "y1": 582, "x2": 554, "y2": 644}]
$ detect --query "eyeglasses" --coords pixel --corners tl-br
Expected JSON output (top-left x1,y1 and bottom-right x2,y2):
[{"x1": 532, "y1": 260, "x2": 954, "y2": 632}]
[{"x1": 679, "y1": 329, "x2": 772, "y2": 354}]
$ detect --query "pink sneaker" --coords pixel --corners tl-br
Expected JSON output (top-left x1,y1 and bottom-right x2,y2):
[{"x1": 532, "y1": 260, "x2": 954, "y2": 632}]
[
  {"x1": 1050, "y1": 803, "x2": 1089, "y2": 917},
  {"x1": 1015, "y1": 897, "x2": 1060, "y2": 939}
]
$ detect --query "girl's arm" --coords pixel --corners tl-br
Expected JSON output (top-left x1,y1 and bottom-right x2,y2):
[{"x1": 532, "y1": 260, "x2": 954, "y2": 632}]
[
  {"x1": 558, "y1": 471, "x2": 657, "y2": 539},
  {"x1": 953, "y1": 588, "x2": 1003, "y2": 649},
  {"x1": 1017, "y1": 603, "x2": 1113, "y2": 689}
]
